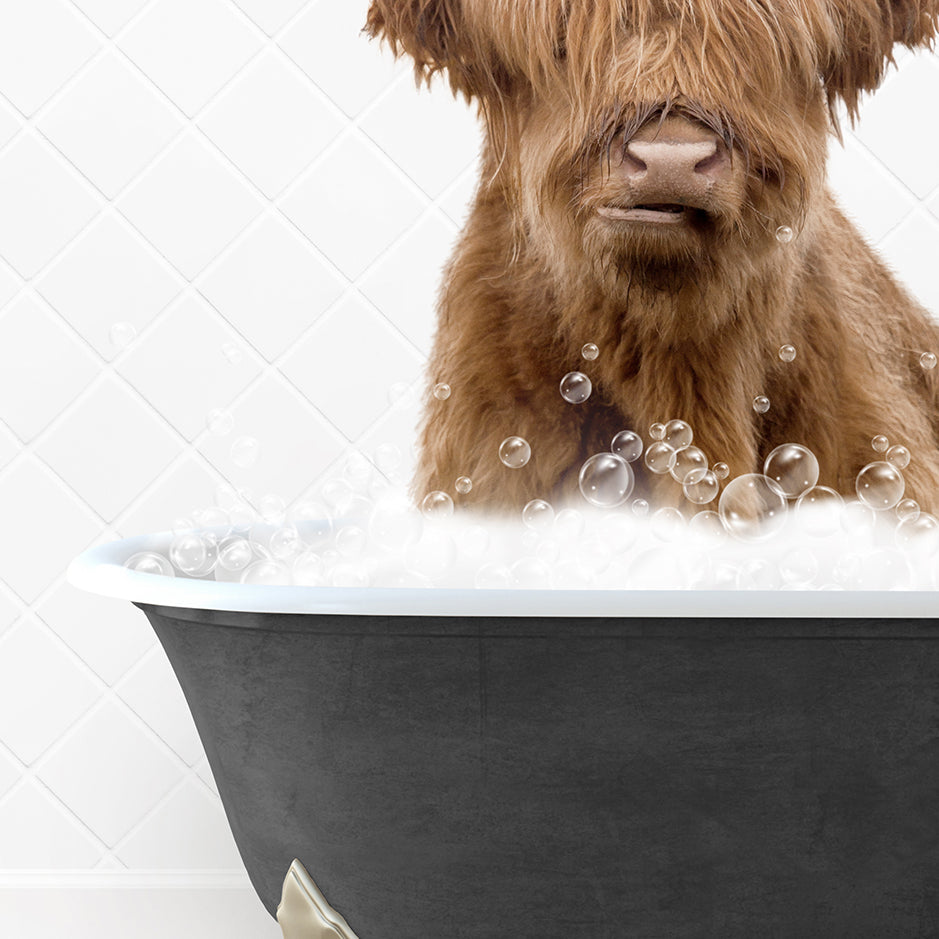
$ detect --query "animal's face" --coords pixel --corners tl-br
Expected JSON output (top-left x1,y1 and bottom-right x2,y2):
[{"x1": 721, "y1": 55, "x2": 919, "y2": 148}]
[{"x1": 367, "y1": 0, "x2": 937, "y2": 293}]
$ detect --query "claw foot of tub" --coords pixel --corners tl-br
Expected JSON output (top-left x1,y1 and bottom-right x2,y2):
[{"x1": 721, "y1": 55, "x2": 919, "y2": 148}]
[{"x1": 276, "y1": 859, "x2": 360, "y2": 939}]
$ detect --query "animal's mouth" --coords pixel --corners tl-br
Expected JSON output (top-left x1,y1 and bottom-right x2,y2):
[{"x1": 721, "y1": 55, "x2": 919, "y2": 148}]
[{"x1": 597, "y1": 203, "x2": 693, "y2": 224}]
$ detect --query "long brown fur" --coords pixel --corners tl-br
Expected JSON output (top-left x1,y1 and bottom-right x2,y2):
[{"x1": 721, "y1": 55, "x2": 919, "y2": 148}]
[{"x1": 366, "y1": 0, "x2": 939, "y2": 514}]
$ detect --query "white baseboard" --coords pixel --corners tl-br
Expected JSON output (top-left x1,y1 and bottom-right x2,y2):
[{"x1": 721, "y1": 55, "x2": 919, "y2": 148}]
[{"x1": 0, "y1": 874, "x2": 282, "y2": 939}]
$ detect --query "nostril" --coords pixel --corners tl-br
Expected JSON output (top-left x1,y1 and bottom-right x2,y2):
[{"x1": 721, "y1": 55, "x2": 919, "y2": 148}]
[{"x1": 694, "y1": 145, "x2": 728, "y2": 178}]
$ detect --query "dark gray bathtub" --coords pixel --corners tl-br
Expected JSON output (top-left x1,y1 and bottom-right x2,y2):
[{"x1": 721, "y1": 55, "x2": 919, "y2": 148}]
[{"x1": 71, "y1": 535, "x2": 939, "y2": 938}]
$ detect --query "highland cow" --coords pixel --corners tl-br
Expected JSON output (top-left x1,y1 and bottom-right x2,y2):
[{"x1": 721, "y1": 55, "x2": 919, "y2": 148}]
[{"x1": 367, "y1": 0, "x2": 939, "y2": 516}]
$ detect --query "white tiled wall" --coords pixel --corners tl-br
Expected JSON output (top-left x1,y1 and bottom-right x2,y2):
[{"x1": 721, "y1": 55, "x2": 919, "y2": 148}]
[{"x1": 0, "y1": 0, "x2": 936, "y2": 935}]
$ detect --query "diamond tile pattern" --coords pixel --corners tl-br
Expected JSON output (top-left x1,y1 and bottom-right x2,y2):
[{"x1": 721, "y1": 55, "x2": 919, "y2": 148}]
[{"x1": 0, "y1": 0, "x2": 934, "y2": 901}]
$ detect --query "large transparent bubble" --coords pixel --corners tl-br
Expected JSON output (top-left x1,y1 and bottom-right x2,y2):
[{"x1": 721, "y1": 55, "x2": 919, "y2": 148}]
[
  {"x1": 763, "y1": 444, "x2": 819, "y2": 499},
  {"x1": 578, "y1": 453, "x2": 634, "y2": 507},
  {"x1": 855, "y1": 462, "x2": 905, "y2": 510},
  {"x1": 718, "y1": 474, "x2": 788, "y2": 541}
]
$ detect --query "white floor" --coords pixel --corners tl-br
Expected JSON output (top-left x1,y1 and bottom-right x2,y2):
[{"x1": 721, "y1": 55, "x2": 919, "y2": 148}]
[{"x1": 0, "y1": 884, "x2": 282, "y2": 939}]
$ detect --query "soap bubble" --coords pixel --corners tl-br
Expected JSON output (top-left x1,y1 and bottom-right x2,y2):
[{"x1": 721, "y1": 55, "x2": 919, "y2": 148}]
[
  {"x1": 718, "y1": 474, "x2": 788, "y2": 541},
  {"x1": 737, "y1": 557, "x2": 782, "y2": 590},
  {"x1": 522, "y1": 498, "x2": 555, "y2": 530},
  {"x1": 920, "y1": 352, "x2": 937, "y2": 370},
  {"x1": 896, "y1": 498, "x2": 920, "y2": 522},
  {"x1": 596, "y1": 513, "x2": 640, "y2": 552},
  {"x1": 109, "y1": 321, "x2": 137, "y2": 349},
  {"x1": 871, "y1": 435, "x2": 889, "y2": 452},
  {"x1": 231, "y1": 436, "x2": 260, "y2": 468},
  {"x1": 649, "y1": 422, "x2": 666, "y2": 440},
  {"x1": 795, "y1": 486, "x2": 843, "y2": 536},
  {"x1": 886, "y1": 445, "x2": 911, "y2": 469},
  {"x1": 511, "y1": 557, "x2": 552, "y2": 588},
  {"x1": 265, "y1": 525, "x2": 299, "y2": 561},
  {"x1": 582, "y1": 343, "x2": 600, "y2": 360},
  {"x1": 780, "y1": 548, "x2": 818, "y2": 585},
  {"x1": 683, "y1": 468, "x2": 719, "y2": 504},
  {"x1": 856, "y1": 461, "x2": 905, "y2": 510},
  {"x1": 217, "y1": 537, "x2": 253, "y2": 572},
  {"x1": 778, "y1": 344, "x2": 797, "y2": 362},
  {"x1": 125, "y1": 551, "x2": 174, "y2": 577},
  {"x1": 578, "y1": 452, "x2": 634, "y2": 507},
  {"x1": 663, "y1": 419, "x2": 693, "y2": 451},
  {"x1": 560, "y1": 371, "x2": 592, "y2": 404},
  {"x1": 455, "y1": 476, "x2": 473, "y2": 494},
  {"x1": 644, "y1": 441, "x2": 676, "y2": 474},
  {"x1": 841, "y1": 500, "x2": 875, "y2": 536},
  {"x1": 321, "y1": 478, "x2": 354, "y2": 513},
  {"x1": 632, "y1": 499, "x2": 650, "y2": 517},
  {"x1": 752, "y1": 395, "x2": 771, "y2": 414},
  {"x1": 292, "y1": 550, "x2": 325, "y2": 586},
  {"x1": 258, "y1": 493, "x2": 287, "y2": 525},
  {"x1": 611, "y1": 430, "x2": 643, "y2": 462},
  {"x1": 462, "y1": 524, "x2": 490, "y2": 560},
  {"x1": 670, "y1": 446, "x2": 707, "y2": 484},
  {"x1": 169, "y1": 532, "x2": 217, "y2": 576},
  {"x1": 374, "y1": 443, "x2": 402, "y2": 477},
  {"x1": 241, "y1": 560, "x2": 290, "y2": 585},
  {"x1": 712, "y1": 462, "x2": 730, "y2": 480},
  {"x1": 221, "y1": 342, "x2": 243, "y2": 364},
  {"x1": 554, "y1": 508, "x2": 585, "y2": 540},
  {"x1": 205, "y1": 408, "x2": 234, "y2": 436},
  {"x1": 896, "y1": 513, "x2": 939, "y2": 555},
  {"x1": 291, "y1": 500, "x2": 333, "y2": 544},
  {"x1": 651, "y1": 507, "x2": 685, "y2": 541},
  {"x1": 421, "y1": 490, "x2": 455, "y2": 519},
  {"x1": 763, "y1": 443, "x2": 819, "y2": 498},
  {"x1": 688, "y1": 510, "x2": 725, "y2": 544},
  {"x1": 775, "y1": 225, "x2": 794, "y2": 243},
  {"x1": 499, "y1": 436, "x2": 531, "y2": 468},
  {"x1": 331, "y1": 564, "x2": 369, "y2": 588},
  {"x1": 432, "y1": 382, "x2": 451, "y2": 400},
  {"x1": 369, "y1": 497, "x2": 423, "y2": 550},
  {"x1": 335, "y1": 525, "x2": 367, "y2": 557},
  {"x1": 407, "y1": 529, "x2": 457, "y2": 579},
  {"x1": 475, "y1": 563, "x2": 512, "y2": 588}
]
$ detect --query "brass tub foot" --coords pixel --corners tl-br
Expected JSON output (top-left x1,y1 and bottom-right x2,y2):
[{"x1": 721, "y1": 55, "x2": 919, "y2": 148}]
[{"x1": 276, "y1": 859, "x2": 360, "y2": 939}]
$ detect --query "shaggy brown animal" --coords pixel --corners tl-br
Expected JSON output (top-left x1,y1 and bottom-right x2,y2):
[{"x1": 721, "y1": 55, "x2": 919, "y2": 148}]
[{"x1": 366, "y1": 0, "x2": 939, "y2": 515}]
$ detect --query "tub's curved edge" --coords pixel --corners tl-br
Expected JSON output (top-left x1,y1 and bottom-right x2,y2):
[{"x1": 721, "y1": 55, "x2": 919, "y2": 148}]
[{"x1": 66, "y1": 532, "x2": 939, "y2": 618}]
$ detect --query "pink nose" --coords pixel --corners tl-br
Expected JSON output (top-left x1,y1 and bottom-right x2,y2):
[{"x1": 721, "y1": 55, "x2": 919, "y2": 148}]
[{"x1": 614, "y1": 115, "x2": 729, "y2": 204}]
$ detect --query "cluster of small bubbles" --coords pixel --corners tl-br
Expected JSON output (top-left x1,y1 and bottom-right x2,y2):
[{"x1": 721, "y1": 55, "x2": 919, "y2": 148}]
[
  {"x1": 581, "y1": 343, "x2": 600, "y2": 361},
  {"x1": 683, "y1": 468, "x2": 719, "y2": 504},
  {"x1": 433, "y1": 383, "x2": 451, "y2": 400},
  {"x1": 560, "y1": 371, "x2": 592, "y2": 404},
  {"x1": 670, "y1": 446, "x2": 707, "y2": 484},
  {"x1": 775, "y1": 225, "x2": 794, "y2": 244},
  {"x1": 499, "y1": 436, "x2": 531, "y2": 469},
  {"x1": 206, "y1": 408, "x2": 234, "y2": 436},
  {"x1": 763, "y1": 444, "x2": 819, "y2": 499},
  {"x1": 718, "y1": 474, "x2": 788, "y2": 542},
  {"x1": 221, "y1": 342, "x2": 243, "y2": 365},
  {"x1": 921, "y1": 352, "x2": 937, "y2": 371},
  {"x1": 421, "y1": 490, "x2": 454, "y2": 519},
  {"x1": 649, "y1": 422, "x2": 666, "y2": 440},
  {"x1": 644, "y1": 441, "x2": 677, "y2": 475},
  {"x1": 109, "y1": 322, "x2": 137, "y2": 349},
  {"x1": 455, "y1": 476, "x2": 473, "y2": 494},
  {"x1": 778, "y1": 344, "x2": 797, "y2": 363},
  {"x1": 124, "y1": 551, "x2": 175, "y2": 577},
  {"x1": 752, "y1": 395, "x2": 771, "y2": 414},
  {"x1": 663, "y1": 419, "x2": 693, "y2": 451},
  {"x1": 231, "y1": 435, "x2": 260, "y2": 468},
  {"x1": 578, "y1": 453, "x2": 634, "y2": 507},
  {"x1": 872, "y1": 435, "x2": 889, "y2": 453},
  {"x1": 896, "y1": 498, "x2": 920, "y2": 522},
  {"x1": 886, "y1": 445, "x2": 911, "y2": 469},
  {"x1": 712, "y1": 462, "x2": 730, "y2": 480},
  {"x1": 855, "y1": 461, "x2": 905, "y2": 510},
  {"x1": 611, "y1": 430, "x2": 643, "y2": 462},
  {"x1": 522, "y1": 499, "x2": 555, "y2": 530}
]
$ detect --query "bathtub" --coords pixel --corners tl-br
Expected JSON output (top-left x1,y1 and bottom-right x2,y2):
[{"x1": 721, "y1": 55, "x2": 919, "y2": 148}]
[{"x1": 69, "y1": 531, "x2": 939, "y2": 938}]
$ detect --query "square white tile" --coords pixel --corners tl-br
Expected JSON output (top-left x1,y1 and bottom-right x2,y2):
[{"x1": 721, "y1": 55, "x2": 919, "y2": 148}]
[
  {"x1": 35, "y1": 375, "x2": 182, "y2": 522},
  {"x1": 0, "y1": 294, "x2": 99, "y2": 440},
  {"x1": 0, "y1": 133, "x2": 100, "y2": 278},
  {"x1": 38, "y1": 582, "x2": 155, "y2": 685},
  {"x1": 280, "y1": 133, "x2": 426, "y2": 280},
  {"x1": 0, "y1": 747, "x2": 18, "y2": 801},
  {"x1": 197, "y1": 373, "x2": 347, "y2": 503},
  {"x1": 0, "y1": 456, "x2": 101, "y2": 602},
  {"x1": 199, "y1": 50, "x2": 343, "y2": 198},
  {"x1": 279, "y1": 0, "x2": 408, "y2": 117},
  {"x1": 119, "y1": 0, "x2": 262, "y2": 117},
  {"x1": 70, "y1": 0, "x2": 150, "y2": 36},
  {"x1": 118, "y1": 131, "x2": 263, "y2": 279},
  {"x1": 37, "y1": 700, "x2": 183, "y2": 848},
  {"x1": 282, "y1": 293, "x2": 424, "y2": 439},
  {"x1": 0, "y1": 97, "x2": 23, "y2": 150},
  {"x1": 0, "y1": 617, "x2": 100, "y2": 764},
  {"x1": 116, "y1": 295, "x2": 263, "y2": 440},
  {"x1": 0, "y1": 584, "x2": 22, "y2": 638},
  {"x1": 233, "y1": 0, "x2": 308, "y2": 36},
  {"x1": 117, "y1": 648, "x2": 205, "y2": 765},
  {"x1": 879, "y1": 211, "x2": 939, "y2": 317},
  {"x1": 39, "y1": 51, "x2": 183, "y2": 198},
  {"x1": 0, "y1": 0, "x2": 100, "y2": 116},
  {"x1": 0, "y1": 781, "x2": 102, "y2": 868},
  {"x1": 199, "y1": 214, "x2": 345, "y2": 361},
  {"x1": 0, "y1": 421, "x2": 20, "y2": 474},
  {"x1": 36, "y1": 213, "x2": 181, "y2": 361}
]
